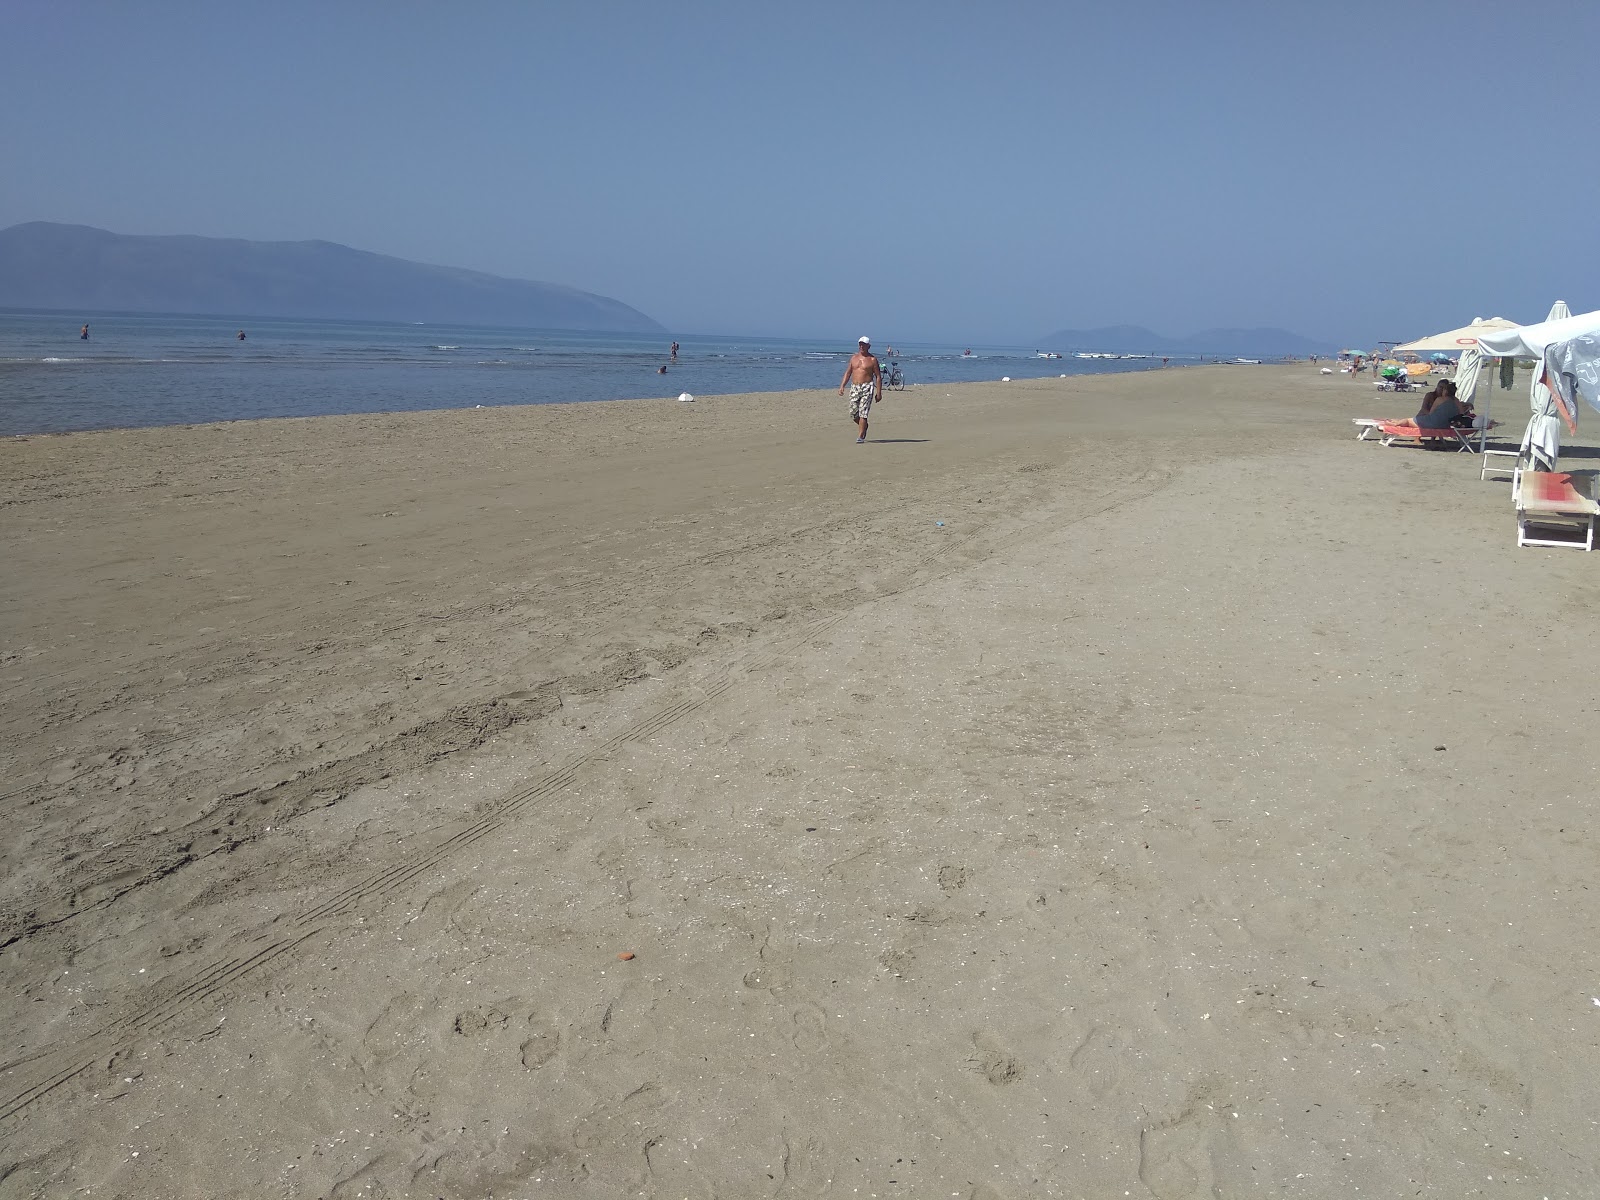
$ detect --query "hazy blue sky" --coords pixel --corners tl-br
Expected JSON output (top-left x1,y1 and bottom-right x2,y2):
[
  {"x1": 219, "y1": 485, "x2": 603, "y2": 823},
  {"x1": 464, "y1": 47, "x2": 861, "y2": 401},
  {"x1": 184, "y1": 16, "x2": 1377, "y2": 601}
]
[{"x1": 3, "y1": 1, "x2": 1595, "y2": 344}]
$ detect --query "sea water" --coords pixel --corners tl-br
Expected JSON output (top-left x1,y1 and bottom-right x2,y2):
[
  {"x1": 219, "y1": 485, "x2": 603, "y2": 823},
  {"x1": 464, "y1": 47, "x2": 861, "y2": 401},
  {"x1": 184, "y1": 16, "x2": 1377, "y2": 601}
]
[{"x1": 0, "y1": 309, "x2": 1181, "y2": 436}]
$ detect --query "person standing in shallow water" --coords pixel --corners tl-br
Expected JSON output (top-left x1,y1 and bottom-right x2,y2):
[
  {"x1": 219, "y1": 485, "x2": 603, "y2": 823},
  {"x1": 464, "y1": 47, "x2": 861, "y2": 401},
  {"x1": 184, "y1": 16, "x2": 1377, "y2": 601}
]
[
  {"x1": 669, "y1": 341, "x2": 679, "y2": 362},
  {"x1": 838, "y1": 336, "x2": 882, "y2": 444},
  {"x1": 80, "y1": 324, "x2": 89, "y2": 340}
]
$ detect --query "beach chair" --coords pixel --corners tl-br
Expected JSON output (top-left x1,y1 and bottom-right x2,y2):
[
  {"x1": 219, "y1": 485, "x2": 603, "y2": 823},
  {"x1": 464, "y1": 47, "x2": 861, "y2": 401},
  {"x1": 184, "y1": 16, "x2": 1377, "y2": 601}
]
[
  {"x1": 1515, "y1": 471, "x2": 1598, "y2": 550},
  {"x1": 1484, "y1": 424, "x2": 1557, "y2": 491},
  {"x1": 1480, "y1": 446, "x2": 1528, "y2": 486},
  {"x1": 1375, "y1": 422, "x2": 1474, "y2": 452}
]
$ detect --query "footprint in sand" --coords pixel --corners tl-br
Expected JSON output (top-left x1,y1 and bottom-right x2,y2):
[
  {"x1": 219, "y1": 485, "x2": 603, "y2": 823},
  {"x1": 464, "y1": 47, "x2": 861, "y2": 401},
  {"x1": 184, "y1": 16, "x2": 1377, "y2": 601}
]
[
  {"x1": 521, "y1": 1014, "x2": 561, "y2": 1069},
  {"x1": 776, "y1": 1129, "x2": 832, "y2": 1195},
  {"x1": 937, "y1": 864, "x2": 969, "y2": 894},
  {"x1": 356, "y1": 992, "x2": 431, "y2": 1070},
  {"x1": 571, "y1": 1080, "x2": 664, "y2": 1150},
  {"x1": 1067, "y1": 1025, "x2": 1123, "y2": 1099},
  {"x1": 1137, "y1": 1101, "x2": 1220, "y2": 1199},
  {"x1": 743, "y1": 964, "x2": 791, "y2": 993},
  {"x1": 453, "y1": 1005, "x2": 511, "y2": 1036},
  {"x1": 971, "y1": 1032, "x2": 1025, "y2": 1086},
  {"x1": 791, "y1": 1003, "x2": 829, "y2": 1053}
]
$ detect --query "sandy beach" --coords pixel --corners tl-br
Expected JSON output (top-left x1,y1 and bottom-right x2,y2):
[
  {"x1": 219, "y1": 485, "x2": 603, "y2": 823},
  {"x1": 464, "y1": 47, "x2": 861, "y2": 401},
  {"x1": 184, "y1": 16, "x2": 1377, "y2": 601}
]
[{"x1": 2, "y1": 366, "x2": 1598, "y2": 1198}]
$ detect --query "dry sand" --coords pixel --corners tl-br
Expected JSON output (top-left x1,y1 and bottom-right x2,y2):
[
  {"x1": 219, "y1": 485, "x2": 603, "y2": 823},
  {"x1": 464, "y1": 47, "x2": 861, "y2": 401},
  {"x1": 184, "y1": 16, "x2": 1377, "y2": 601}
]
[{"x1": 2, "y1": 366, "x2": 1597, "y2": 1198}]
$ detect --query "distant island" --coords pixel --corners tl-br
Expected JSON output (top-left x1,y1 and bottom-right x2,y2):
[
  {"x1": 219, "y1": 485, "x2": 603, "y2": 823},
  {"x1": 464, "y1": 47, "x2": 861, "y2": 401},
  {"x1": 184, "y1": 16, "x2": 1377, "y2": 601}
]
[
  {"x1": 0, "y1": 222, "x2": 666, "y2": 334},
  {"x1": 1037, "y1": 323, "x2": 1334, "y2": 359}
]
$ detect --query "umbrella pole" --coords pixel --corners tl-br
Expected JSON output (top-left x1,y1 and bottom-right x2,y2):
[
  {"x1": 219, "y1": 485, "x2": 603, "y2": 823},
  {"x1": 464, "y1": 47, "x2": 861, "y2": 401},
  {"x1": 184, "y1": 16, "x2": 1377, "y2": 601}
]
[{"x1": 1481, "y1": 361, "x2": 1490, "y2": 452}]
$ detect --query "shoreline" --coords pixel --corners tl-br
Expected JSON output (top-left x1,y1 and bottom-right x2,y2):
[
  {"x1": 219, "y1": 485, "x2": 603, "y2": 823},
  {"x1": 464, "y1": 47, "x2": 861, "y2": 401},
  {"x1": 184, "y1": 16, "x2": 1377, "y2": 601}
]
[
  {"x1": 0, "y1": 357, "x2": 1256, "y2": 443},
  {"x1": 4, "y1": 364, "x2": 1597, "y2": 1196},
  {"x1": 1, "y1": 304, "x2": 1249, "y2": 437}
]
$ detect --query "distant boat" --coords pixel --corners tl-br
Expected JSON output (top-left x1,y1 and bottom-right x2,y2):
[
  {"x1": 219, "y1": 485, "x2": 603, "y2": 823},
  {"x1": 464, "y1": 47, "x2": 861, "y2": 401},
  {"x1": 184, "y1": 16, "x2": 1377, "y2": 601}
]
[
  {"x1": 1228, "y1": 357, "x2": 1261, "y2": 365},
  {"x1": 1035, "y1": 351, "x2": 1062, "y2": 359}
]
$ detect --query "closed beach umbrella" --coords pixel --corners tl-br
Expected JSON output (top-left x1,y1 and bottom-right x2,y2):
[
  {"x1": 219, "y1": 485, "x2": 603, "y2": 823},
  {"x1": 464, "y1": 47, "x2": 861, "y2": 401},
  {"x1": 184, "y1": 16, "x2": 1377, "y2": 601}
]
[
  {"x1": 1453, "y1": 347, "x2": 1485, "y2": 445},
  {"x1": 1520, "y1": 301, "x2": 1574, "y2": 469}
]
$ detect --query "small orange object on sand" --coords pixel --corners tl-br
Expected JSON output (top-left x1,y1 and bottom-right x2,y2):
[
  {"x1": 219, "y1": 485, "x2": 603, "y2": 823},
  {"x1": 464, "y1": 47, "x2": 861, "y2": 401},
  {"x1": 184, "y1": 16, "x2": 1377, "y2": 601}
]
[{"x1": 617, "y1": 952, "x2": 635, "y2": 961}]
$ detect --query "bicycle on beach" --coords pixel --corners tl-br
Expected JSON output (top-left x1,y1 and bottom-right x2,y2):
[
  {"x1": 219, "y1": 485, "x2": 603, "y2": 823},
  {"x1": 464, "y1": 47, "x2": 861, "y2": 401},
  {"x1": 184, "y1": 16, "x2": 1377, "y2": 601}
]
[{"x1": 884, "y1": 363, "x2": 905, "y2": 390}]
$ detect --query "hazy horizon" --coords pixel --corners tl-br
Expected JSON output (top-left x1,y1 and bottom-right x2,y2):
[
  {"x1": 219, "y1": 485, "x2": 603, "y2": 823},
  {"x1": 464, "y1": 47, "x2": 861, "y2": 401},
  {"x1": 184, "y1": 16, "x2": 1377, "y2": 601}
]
[
  {"x1": 0, "y1": 221, "x2": 1332, "y2": 351},
  {"x1": 3, "y1": 1, "x2": 1595, "y2": 346}
]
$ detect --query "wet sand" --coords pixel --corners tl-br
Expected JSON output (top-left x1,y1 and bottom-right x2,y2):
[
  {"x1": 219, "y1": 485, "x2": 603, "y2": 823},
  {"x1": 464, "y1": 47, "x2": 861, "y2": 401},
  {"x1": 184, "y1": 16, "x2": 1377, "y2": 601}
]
[{"x1": 2, "y1": 366, "x2": 1598, "y2": 1198}]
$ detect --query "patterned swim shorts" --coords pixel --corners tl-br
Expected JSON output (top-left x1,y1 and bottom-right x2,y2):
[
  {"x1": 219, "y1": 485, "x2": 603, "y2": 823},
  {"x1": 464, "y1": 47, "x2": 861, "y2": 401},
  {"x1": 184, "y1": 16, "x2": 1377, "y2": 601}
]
[{"x1": 848, "y1": 381, "x2": 875, "y2": 421}]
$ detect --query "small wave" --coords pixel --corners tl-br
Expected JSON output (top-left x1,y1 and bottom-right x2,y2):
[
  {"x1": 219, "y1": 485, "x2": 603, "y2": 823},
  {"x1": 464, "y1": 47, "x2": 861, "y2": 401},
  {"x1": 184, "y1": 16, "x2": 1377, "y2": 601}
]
[
  {"x1": 40, "y1": 357, "x2": 85, "y2": 363},
  {"x1": 429, "y1": 345, "x2": 461, "y2": 351}
]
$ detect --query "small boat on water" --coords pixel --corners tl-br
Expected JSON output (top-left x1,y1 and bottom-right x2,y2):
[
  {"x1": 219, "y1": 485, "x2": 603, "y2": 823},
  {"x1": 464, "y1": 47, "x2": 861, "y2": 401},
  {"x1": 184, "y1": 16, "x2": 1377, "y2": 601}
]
[{"x1": 1228, "y1": 357, "x2": 1262, "y2": 365}]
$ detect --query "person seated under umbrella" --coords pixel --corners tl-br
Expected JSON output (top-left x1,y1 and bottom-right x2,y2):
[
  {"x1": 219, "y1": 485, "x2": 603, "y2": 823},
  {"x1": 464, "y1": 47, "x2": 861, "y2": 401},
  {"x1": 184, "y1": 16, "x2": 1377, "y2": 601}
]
[{"x1": 1385, "y1": 381, "x2": 1462, "y2": 434}]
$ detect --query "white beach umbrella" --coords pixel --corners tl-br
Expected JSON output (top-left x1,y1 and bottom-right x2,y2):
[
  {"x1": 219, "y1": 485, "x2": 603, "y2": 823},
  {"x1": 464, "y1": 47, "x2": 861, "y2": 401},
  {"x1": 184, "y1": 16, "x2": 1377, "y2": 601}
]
[
  {"x1": 1477, "y1": 307, "x2": 1600, "y2": 471},
  {"x1": 1393, "y1": 317, "x2": 1520, "y2": 354}
]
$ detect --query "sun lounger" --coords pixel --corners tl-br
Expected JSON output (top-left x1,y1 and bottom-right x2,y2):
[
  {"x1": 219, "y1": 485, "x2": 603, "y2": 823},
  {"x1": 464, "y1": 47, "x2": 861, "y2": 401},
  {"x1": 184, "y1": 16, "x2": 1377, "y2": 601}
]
[
  {"x1": 1355, "y1": 419, "x2": 1499, "y2": 448},
  {"x1": 1375, "y1": 422, "x2": 1474, "y2": 452},
  {"x1": 1516, "y1": 471, "x2": 1598, "y2": 550}
]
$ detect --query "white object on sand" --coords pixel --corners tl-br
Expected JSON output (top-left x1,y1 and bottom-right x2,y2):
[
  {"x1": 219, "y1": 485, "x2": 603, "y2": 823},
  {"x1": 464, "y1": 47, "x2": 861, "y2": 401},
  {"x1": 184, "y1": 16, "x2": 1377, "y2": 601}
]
[
  {"x1": 678, "y1": 393, "x2": 695, "y2": 402},
  {"x1": 1001, "y1": 376, "x2": 1011, "y2": 382}
]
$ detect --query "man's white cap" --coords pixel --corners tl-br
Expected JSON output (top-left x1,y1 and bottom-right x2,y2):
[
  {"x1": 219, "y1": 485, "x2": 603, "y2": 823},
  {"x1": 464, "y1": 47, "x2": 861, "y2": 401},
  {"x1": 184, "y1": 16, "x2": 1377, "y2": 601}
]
[{"x1": 858, "y1": 335, "x2": 871, "y2": 345}]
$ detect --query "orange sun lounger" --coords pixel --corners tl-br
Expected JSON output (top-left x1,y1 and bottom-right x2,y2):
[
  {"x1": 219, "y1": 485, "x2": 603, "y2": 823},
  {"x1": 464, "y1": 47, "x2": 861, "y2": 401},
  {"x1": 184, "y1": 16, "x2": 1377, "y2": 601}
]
[{"x1": 1375, "y1": 422, "x2": 1474, "y2": 452}]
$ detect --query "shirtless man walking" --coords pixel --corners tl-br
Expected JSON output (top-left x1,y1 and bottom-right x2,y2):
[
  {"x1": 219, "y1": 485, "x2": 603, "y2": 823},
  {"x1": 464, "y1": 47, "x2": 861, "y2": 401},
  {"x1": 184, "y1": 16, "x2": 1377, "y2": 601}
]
[{"x1": 838, "y1": 336, "x2": 882, "y2": 444}]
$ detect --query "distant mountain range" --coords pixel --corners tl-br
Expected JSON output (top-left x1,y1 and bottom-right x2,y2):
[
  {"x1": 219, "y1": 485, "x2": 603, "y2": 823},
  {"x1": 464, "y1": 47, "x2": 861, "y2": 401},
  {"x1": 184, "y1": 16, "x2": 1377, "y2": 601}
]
[
  {"x1": 1037, "y1": 323, "x2": 1334, "y2": 358},
  {"x1": 0, "y1": 222, "x2": 665, "y2": 333}
]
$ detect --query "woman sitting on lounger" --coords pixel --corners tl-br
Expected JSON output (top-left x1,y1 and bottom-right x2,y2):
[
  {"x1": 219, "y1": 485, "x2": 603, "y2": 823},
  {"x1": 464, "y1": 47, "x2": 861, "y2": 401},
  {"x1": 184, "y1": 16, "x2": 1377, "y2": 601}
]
[
  {"x1": 1383, "y1": 382, "x2": 1466, "y2": 433},
  {"x1": 1385, "y1": 384, "x2": 1446, "y2": 432},
  {"x1": 1416, "y1": 380, "x2": 1462, "y2": 430}
]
